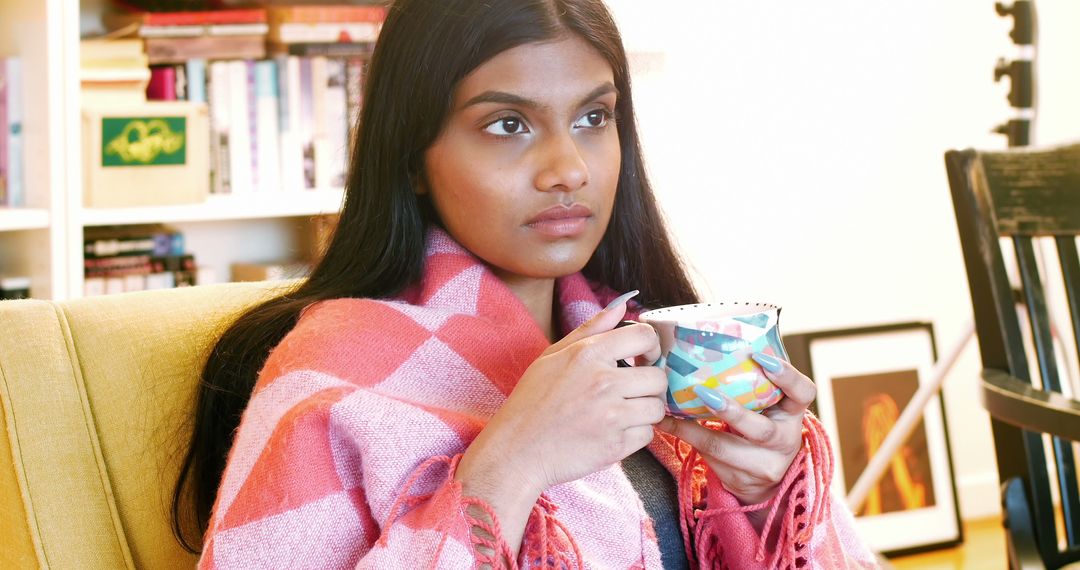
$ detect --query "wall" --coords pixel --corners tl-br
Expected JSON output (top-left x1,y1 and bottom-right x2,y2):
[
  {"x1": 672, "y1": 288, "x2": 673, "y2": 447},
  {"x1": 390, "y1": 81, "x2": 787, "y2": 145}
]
[{"x1": 606, "y1": 0, "x2": 1080, "y2": 521}]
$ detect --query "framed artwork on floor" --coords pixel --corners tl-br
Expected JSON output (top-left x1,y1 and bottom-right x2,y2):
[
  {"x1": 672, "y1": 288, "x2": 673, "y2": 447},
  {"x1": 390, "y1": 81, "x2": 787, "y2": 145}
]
[{"x1": 784, "y1": 321, "x2": 963, "y2": 556}]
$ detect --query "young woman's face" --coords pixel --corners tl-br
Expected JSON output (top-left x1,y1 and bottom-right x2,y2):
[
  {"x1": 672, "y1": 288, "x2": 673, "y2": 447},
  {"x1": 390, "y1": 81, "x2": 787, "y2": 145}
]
[{"x1": 423, "y1": 35, "x2": 621, "y2": 283}]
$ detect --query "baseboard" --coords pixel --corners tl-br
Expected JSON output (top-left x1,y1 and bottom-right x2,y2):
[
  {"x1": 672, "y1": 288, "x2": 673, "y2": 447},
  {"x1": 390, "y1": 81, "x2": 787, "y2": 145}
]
[{"x1": 956, "y1": 471, "x2": 1002, "y2": 520}]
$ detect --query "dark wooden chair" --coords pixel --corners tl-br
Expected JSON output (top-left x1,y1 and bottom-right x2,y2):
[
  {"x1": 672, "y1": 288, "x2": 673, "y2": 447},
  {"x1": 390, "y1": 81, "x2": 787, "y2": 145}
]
[{"x1": 946, "y1": 142, "x2": 1080, "y2": 569}]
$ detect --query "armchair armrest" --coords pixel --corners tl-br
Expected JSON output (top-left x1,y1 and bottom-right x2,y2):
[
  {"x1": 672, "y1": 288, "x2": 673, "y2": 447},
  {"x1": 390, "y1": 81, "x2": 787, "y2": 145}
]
[{"x1": 980, "y1": 368, "x2": 1080, "y2": 442}]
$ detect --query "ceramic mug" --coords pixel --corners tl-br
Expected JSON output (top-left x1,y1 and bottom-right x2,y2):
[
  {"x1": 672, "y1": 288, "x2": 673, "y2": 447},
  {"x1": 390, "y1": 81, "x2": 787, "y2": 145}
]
[{"x1": 629, "y1": 302, "x2": 787, "y2": 419}]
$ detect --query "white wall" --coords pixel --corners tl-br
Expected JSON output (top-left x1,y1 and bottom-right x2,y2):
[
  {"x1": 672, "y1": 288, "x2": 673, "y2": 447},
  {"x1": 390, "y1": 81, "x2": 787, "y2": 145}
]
[{"x1": 607, "y1": 0, "x2": 1080, "y2": 521}]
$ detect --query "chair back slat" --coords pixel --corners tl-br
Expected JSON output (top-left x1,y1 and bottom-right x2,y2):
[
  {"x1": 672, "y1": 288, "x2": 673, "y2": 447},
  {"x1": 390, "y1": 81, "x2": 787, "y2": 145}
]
[
  {"x1": 1057, "y1": 237, "x2": 1080, "y2": 386},
  {"x1": 1056, "y1": 236, "x2": 1080, "y2": 549},
  {"x1": 1014, "y1": 238, "x2": 1080, "y2": 556},
  {"x1": 981, "y1": 145, "x2": 1080, "y2": 236}
]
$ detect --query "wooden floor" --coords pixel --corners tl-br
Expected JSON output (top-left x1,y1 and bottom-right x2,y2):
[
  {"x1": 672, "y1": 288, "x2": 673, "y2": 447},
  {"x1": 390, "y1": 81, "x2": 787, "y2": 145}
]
[{"x1": 886, "y1": 517, "x2": 1008, "y2": 569}]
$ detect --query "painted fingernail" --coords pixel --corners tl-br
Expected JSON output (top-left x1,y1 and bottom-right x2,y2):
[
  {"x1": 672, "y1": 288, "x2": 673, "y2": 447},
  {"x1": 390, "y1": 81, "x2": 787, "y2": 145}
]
[
  {"x1": 752, "y1": 352, "x2": 783, "y2": 374},
  {"x1": 693, "y1": 385, "x2": 728, "y2": 412},
  {"x1": 604, "y1": 290, "x2": 640, "y2": 312}
]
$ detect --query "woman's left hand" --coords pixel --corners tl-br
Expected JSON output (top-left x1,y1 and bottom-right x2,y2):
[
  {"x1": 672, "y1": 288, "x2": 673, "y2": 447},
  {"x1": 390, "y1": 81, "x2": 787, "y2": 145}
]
[{"x1": 655, "y1": 352, "x2": 817, "y2": 507}]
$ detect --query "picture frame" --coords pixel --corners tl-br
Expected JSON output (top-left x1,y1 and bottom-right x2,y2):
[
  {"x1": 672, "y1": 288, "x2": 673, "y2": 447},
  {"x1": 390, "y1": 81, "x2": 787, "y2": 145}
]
[{"x1": 783, "y1": 321, "x2": 963, "y2": 556}]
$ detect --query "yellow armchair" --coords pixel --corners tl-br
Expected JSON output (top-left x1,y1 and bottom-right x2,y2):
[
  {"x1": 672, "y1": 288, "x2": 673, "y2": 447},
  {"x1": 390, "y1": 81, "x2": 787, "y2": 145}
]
[{"x1": 0, "y1": 282, "x2": 292, "y2": 569}]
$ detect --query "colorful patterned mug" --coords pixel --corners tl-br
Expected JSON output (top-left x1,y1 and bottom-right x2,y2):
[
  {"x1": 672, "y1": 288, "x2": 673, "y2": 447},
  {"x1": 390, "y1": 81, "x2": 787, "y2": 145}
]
[{"x1": 638, "y1": 302, "x2": 787, "y2": 419}]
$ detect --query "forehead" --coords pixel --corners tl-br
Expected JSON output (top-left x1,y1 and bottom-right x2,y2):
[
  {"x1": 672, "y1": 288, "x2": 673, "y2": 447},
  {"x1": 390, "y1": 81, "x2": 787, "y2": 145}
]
[{"x1": 453, "y1": 35, "x2": 615, "y2": 106}]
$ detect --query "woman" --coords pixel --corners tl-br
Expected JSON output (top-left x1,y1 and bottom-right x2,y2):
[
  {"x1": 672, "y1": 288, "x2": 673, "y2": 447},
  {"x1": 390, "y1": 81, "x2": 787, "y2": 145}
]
[{"x1": 174, "y1": 0, "x2": 877, "y2": 567}]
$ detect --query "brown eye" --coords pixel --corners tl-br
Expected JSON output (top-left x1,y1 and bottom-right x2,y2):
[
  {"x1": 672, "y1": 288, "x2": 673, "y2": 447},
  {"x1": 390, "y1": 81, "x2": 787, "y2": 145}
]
[
  {"x1": 574, "y1": 109, "x2": 611, "y2": 129},
  {"x1": 484, "y1": 116, "x2": 530, "y2": 136}
]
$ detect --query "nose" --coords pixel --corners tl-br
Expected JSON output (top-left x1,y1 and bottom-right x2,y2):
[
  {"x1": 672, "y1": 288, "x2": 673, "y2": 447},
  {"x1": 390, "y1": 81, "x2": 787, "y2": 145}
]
[{"x1": 533, "y1": 133, "x2": 589, "y2": 193}]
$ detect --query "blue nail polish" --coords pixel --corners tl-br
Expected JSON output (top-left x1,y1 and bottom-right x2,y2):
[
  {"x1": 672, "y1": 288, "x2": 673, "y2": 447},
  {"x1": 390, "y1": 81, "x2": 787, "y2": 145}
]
[
  {"x1": 604, "y1": 290, "x2": 640, "y2": 312},
  {"x1": 693, "y1": 385, "x2": 728, "y2": 412},
  {"x1": 752, "y1": 352, "x2": 783, "y2": 374}
]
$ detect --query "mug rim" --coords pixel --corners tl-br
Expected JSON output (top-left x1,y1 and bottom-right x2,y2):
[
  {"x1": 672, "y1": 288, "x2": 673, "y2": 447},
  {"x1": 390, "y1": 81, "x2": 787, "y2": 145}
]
[{"x1": 639, "y1": 301, "x2": 781, "y2": 323}]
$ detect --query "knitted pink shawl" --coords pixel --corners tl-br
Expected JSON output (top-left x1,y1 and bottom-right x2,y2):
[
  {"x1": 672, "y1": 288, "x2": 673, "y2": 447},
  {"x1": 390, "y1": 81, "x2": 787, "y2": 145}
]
[{"x1": 199, "y1": 227, "x2": 878, "y2": 569}]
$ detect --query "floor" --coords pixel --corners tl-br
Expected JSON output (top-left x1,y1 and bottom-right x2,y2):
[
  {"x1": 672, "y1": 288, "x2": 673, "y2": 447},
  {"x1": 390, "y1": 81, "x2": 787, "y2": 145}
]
[{"x1": 886, "y1": 517, "x2": 1008, "y2": 569}]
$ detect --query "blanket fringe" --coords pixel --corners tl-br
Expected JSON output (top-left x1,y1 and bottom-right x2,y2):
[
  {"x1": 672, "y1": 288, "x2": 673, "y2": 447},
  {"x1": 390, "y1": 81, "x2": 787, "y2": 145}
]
[
  {"x1": 677, "y1": 413, "x2": 835, "y2": 569},
  {"x1": 379, "y1": 454, "x2": 583, "y2": 569}
]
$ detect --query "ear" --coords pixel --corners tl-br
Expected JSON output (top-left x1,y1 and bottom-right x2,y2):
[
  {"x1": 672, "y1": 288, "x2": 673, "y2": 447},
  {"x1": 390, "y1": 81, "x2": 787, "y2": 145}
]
[{"x1": 410, "y1": 169, "x2": 428, "y2": 195}]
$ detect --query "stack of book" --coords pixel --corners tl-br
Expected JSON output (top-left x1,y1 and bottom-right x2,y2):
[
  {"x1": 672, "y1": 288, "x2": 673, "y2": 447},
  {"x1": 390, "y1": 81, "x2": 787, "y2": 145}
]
[
  {"x1": 81, "y1": 39, "x2": 151, "y2": 108},
  {"x1": 267, "y1": 5, "x2": 384, "y2": 58},
  {"x1": 105, "y1": 9, "x2": 268, "y2": 68},
  {"x1": 83, "y1": 225, "x2": 217, "y2": 296},
  {"x1": 0, "y1": 57, "x2": 23, "y2": 207}
]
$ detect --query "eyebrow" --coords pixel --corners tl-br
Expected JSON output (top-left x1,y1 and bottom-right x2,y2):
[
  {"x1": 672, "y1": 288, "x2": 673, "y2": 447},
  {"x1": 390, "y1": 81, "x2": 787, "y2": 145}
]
[{"x1": 460, "y1": 82, "x2": 619, "y2": 112}]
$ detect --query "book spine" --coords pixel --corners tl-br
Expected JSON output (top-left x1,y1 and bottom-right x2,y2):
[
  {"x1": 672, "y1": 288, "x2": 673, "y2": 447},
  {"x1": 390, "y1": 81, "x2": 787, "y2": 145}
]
[
  {"x1": 143, "y1": 9, "x2": 268, "y2": 27},
  {"x1": 282, "y1": 42, "x2": 374, "y2": 59},
  {"x1": 0, "y1": 58, "x2": 8, "y2": 206},
  {"x1": 174, "y1": 64, "x2": 187, "y2": 100},
  {"x1": 269, "y1": 6, "x2": 386, "y2": 25},
  {"x1": 186, "y1": 58, "x2": 207, "y2": 103},
  {"x1": 281, "y1": 56, "x2": 304, "y2": 192},
  {"x1": 325, "y1": 59, "x2": 349, "y2": 189},
  {"x1": 5, "y1": 58, "x2": 22, "y2": 207},
  {"x1": 254, "y1": 60, "x2": 281, "y2": 193},
  {"x1": 147, "y1": 66, "x2": 178, "y2": 100},
  {"x1": 246, "y1": 60, "x2": 258, "y2": 191},
  {"x1": 228, "y1": 60, "x2": 253, "y2": 194},
  {"x1": 345, "y1": 57, "x2": 364, "y2": 155},
  {"x1": 310, "y1": 57, "x2": 331, "y2": 191},
  {"x1": 208, "y1": 60, "x2": 232, "y2": 194},
  {"x1": 274, "y1": 22, "x2": 381, "y2": 44},
  {"x1": 298, "y1": 57, "x2": 316, "y2": 190}
]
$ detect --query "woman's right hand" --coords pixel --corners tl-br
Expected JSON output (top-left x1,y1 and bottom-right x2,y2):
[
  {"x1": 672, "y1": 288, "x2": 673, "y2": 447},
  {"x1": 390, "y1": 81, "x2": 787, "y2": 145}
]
[{"x1": 457, "y1": 293, "x2": 666, "y2": 507}]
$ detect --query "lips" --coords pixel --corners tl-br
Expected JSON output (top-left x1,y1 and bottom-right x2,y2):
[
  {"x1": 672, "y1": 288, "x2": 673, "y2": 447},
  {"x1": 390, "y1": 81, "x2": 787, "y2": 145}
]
[{"x1": 526, "y1": 203, "x2": 593, "y2": 224}]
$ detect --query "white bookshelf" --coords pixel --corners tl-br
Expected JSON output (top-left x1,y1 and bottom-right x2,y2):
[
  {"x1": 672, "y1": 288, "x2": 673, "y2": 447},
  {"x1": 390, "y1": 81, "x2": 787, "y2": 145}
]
[
  {"x1": 0, "y1": 0, "x2": 347, "y2": 300},
  {"x1": 0, "y1": 208, "x2": 50, "y2": 232},
  {"x1": 80, "y1": 189, "x2": 345, "y2": 226}
]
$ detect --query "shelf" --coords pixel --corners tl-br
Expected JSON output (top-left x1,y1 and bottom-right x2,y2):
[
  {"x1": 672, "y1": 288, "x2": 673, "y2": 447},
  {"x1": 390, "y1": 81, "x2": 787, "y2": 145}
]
[
  {"x1": 0, "y1": 208, "x2": 50, "y2": 232},
  {"x1": 79, "y1": 188, "x2": 345, "y2": 226}
]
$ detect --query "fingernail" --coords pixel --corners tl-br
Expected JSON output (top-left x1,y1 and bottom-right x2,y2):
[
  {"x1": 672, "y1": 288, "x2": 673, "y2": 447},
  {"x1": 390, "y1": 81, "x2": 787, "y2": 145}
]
[
  {"x1": 693, "y1": 385, "x2": 728, "y2": 412},
  {"x1": 604, "y1": 290, "x2": 640, "y2": 312},
  {"x1": 752, "y1": 352, "x2": 783, "y2": 374}
]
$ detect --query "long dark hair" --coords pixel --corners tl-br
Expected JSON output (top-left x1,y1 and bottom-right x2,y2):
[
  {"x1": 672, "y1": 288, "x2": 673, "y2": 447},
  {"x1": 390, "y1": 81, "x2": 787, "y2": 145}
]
[{"x1": 172, "y1": 0, "x2": 699, "y2": 552}]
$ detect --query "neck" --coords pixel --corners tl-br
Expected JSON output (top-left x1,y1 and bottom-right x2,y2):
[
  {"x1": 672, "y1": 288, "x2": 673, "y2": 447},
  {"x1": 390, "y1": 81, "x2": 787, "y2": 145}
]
[{"x1": 495, "y1": 272, "x2": 557, "y2": 342}]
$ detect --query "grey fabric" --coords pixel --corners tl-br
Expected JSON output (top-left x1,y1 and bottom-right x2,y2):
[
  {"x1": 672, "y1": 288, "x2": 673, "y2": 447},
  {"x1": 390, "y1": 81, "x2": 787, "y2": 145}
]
[{"x1": 622, "y1": 448, "x2": 691, "y2": 570}]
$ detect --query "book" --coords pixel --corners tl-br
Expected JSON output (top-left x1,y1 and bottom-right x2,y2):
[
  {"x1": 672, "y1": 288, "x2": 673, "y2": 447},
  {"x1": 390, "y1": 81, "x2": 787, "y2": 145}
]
[
  {"x1": 185, "y1": 58, "x2": 207, "y2": 104},
  {"x1": 310, "y1": 56, "x2": 331, "y2": 190},
  {"x1": 267, "y1": 6, "x2": 386, "y2": 25},
  {"x1": 103, "y1": 9, "x2": 267, "y2": 31},
  {"x1": 254, "y1": 60, "x2": 281, "y2": 193},
  {"x1": 83, "y1": 225, "x2": 184, "y2": 258},
  {"x1": 267, "y1": 5, "x2": 386, "y2": 46},
  {"x1": 298, "y1": 57, "x2": 316, "y2": 190},
  {"x1": 147, "y1": 66, "x2": 178, "y2": 100},
  {"x1": 0, "y1": 58, "x2": 23, "y2": 207},
  {"x1": 227, "y1": 60, "x2": 254, "y2": 194},
  {"x1": 277, "y1": 55, "x2": 304, "y2": 193},
  {"x1": 137, "y1": 23, "x2": 269, "y2": 39},
  {"x1": 80, "y1": 39, "x2": 150, "y2": 109},
  {"x1": 344, "y1": 57, "x2": 365, "y2": 153},
  {"x1": 80, "y1": 38, "x2": 146, "y2": 64},
  {"x1": 208, "y1": 61, "x2": 231, "y2": 194},
  {"x1": 271, "y1": 41, "x2": 375, "y2": 59},
  {"x1": 324, "y1": 58, "x2": 348, "y2": 189},
  {"x1": 144, "y1": 35, "x2": 266, "y2": 65},
  {"x1": 0, "y1": 58, "x2": 8, "y2": 205},
  {"x1": 272, "y1": 22, "x2": 382, "y2": 45}
]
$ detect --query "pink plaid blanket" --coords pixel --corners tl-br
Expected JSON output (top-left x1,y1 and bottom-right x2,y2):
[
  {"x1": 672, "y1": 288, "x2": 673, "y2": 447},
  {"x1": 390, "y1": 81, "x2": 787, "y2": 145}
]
[{"x1": 199, "y1": 227, "x2": 877, "y2": 569}]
